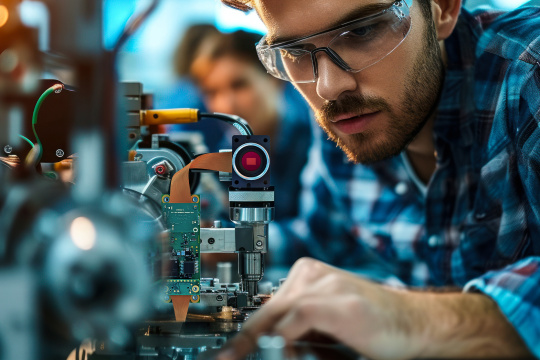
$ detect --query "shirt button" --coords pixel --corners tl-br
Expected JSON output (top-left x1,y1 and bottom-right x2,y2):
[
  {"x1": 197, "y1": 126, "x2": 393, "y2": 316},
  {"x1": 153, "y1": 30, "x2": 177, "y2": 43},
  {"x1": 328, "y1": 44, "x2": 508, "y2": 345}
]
[
  {"x1": 428, "y1": 235, "x2": 441, "y2": 247},
  {"x1": 394, "y1": 182, "x2": 408, "y2": 195}
]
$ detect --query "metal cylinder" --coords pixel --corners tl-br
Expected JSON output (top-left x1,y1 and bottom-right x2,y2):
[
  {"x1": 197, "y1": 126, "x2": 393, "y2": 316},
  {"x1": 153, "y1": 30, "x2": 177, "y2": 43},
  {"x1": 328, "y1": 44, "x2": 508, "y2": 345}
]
[
  {"x1": 216, "y1": 262, "x2": 232, "y2": 284},
  {"x1": 230, "y1": 207, "x2": 274, "y2": 225},
  {"x1": 238, "y1": 252, "x2": 264, "y2": 297}
]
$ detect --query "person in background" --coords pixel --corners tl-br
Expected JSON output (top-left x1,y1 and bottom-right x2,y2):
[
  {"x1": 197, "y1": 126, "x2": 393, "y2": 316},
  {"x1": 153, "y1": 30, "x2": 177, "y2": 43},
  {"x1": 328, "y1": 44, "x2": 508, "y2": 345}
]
[
  {"x1": 153, "y1": 24, "x2": 234, "y2": 153},
  {"x1": 187, "y1": 29, "x2": 313, "y2": 222},
  {"x1": 155, "y1": 24, "x2": 218, "y2": 111}
]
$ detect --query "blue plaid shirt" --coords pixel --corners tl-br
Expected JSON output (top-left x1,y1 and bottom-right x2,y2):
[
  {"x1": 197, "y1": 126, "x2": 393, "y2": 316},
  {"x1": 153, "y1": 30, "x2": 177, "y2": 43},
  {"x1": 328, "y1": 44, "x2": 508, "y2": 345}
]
[{"x1": 270, "y1": 5, "x2": 540, "y2": 356}]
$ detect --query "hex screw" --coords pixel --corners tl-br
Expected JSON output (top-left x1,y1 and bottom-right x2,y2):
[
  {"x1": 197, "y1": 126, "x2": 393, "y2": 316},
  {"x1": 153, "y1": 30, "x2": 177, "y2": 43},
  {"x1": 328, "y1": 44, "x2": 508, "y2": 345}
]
[
  {"x1": 4, "y1": 145, "x2": 12, "y2": 154},
  {"x1": 208, "y1": 238, "x2": 215, "y2": 245},
  {"x1": 256, "y1": 240, "x2": 263, "y2": 247},
  {"x1": 56, "y1": 149, "x2": 64, "y2": 157}
]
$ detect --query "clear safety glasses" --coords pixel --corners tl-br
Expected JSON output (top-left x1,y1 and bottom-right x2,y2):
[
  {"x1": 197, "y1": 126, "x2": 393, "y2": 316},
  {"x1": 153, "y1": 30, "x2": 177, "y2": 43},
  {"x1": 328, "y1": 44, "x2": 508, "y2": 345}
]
[{"x1": 256, "y1": 0, "x2": 413, "y2": 83}]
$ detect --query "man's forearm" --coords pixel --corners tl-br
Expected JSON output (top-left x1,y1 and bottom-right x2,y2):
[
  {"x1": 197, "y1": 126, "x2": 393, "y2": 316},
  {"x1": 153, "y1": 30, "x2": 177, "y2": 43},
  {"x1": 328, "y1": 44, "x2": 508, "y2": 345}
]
[{"x1": 408, "y1": 291, "x2": 532, "y2": 358}]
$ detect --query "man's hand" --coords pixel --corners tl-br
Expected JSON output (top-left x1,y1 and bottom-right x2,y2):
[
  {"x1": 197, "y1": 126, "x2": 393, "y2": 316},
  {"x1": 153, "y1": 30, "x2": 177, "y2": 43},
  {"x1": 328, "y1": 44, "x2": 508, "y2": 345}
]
[{"x1": 217, "y1": 258, "x2": 531, "y2": 360}]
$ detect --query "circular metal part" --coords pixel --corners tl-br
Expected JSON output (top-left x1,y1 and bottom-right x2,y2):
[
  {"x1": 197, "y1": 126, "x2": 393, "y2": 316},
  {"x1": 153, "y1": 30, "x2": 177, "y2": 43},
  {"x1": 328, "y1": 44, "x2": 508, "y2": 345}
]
[
  {"x1": 56, "y1": 149, "x2": 64, "y2": 157},
  {"x1": 208, "y1": 237, "x2": 215, "y2": 244},
  {"x1": 232, "y1": 143, "x2": 270, "y2": 181},
  {"x1": 3, "y1": 145, "x2": 12, "y2": 154},
  {"x1": 134, "y1": 153, "x2": 143, "y2": 161},
  {"x1": 154, "y1": 164, "x2": 166, "y2": 175},
  {"x1": 256, "y1": 240, "x2": 263, "y2": 247},
  {"x1": 230, "y1": 207, "x2": 274, "y2": 224},
  {"x1": 42, "y1": 200, "x2": 157, "y2": 341}
]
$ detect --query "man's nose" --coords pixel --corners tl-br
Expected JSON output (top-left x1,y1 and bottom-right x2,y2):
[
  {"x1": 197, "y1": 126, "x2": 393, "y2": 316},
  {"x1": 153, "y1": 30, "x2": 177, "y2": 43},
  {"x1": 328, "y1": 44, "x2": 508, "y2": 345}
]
[{"x1": 314, "y1": 52, "x2": 357, "y2": 101}]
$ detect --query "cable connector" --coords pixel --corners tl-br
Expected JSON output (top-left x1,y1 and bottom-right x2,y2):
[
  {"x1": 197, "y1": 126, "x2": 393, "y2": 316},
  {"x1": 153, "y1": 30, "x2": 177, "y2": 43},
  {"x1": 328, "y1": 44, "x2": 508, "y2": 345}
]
[{"x1": 140, "y1": 108, "x2": 199, "y2": 126}]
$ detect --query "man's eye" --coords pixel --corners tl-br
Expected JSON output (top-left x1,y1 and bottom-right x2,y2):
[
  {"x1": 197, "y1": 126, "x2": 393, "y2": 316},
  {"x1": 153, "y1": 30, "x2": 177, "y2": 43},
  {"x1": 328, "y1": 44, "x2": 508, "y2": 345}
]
[{"x1": 349, "y1": 24, "x2": 376, "y2": 38}]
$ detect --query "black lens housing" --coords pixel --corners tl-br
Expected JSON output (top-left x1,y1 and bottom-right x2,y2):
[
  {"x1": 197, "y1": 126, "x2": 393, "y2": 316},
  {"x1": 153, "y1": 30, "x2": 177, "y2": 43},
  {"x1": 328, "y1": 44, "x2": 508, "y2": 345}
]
[{"x1": 232, "y1": 135, "x2": 271, "y2": 188}]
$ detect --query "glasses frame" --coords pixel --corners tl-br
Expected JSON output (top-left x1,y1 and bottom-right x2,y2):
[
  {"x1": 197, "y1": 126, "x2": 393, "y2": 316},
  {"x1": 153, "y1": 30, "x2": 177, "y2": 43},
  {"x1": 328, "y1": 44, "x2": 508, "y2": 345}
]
[{"x1": 256, "y1": 0, "x2": 413, "y2": 83}]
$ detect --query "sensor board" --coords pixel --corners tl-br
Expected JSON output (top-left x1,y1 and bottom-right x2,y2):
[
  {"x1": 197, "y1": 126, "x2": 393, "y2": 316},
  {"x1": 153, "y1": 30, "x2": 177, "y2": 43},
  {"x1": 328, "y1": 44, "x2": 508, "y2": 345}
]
[{"x1": 161, "y1": 195, "x2": 201, "y2": 302}]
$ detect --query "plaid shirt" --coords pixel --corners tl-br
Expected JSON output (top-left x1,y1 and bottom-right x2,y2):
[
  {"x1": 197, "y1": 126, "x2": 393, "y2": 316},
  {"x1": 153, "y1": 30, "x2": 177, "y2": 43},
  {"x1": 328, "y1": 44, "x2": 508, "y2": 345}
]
[{"x1": 270, "y1": 5, "x2": 540, "y2": 356}]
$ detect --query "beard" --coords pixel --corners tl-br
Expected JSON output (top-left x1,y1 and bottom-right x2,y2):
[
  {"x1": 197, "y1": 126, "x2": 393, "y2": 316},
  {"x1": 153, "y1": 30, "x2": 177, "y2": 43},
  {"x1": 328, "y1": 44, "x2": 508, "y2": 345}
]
[{"x1": 314, "y1": 18, "x2": 445, "y2": 164}]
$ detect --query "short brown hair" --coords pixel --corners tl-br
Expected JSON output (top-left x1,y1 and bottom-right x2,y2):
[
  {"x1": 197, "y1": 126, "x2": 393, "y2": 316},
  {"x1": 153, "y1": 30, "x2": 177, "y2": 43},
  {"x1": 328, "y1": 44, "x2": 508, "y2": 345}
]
[
  {"x1": 173, "y1": 24, "x2": 219, "y2": 76},
  {"x1": 188, "y1": 30, "x2": 267, "y2": 82}
]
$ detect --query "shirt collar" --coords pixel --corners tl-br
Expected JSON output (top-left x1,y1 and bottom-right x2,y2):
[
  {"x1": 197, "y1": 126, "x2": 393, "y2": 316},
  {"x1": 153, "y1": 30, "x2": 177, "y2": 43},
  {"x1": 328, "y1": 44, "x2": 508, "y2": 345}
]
[{"x1": 432, "y1": 8, "x2": 483, "y2": 147}]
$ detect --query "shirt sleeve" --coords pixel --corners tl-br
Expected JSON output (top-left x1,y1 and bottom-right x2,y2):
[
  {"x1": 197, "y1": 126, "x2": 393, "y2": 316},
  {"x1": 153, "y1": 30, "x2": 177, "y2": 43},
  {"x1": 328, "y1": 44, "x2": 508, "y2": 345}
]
[{"x1": 463, "y1": 257, "x2": 540, "y2": 357}]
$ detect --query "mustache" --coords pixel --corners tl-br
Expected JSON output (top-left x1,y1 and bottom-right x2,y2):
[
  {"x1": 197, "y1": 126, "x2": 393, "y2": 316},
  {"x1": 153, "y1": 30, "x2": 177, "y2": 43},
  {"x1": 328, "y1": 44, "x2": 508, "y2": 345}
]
[{"x1": 316, "y1": 95, "x2": 391, "y2": 122}]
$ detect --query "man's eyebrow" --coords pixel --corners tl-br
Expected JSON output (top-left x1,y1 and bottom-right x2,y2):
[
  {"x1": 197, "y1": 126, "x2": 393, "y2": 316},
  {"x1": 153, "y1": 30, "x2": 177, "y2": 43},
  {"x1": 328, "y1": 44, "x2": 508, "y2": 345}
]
[{"x1": 266, "y1": 1, "x2": 394, "y2": 46}]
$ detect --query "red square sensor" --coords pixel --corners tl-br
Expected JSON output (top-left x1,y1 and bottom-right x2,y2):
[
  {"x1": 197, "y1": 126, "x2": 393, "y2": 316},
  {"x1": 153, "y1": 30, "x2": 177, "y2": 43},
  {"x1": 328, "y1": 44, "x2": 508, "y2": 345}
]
[{"x1": 242, "y1": 151, "x2": 261, "y2": 171}]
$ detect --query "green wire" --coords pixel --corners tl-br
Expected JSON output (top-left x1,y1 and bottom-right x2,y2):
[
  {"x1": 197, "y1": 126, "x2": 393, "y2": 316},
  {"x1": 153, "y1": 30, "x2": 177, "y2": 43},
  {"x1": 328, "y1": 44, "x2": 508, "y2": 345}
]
[
  {"x1": 18, "y1": 134, "x2": 34, "y2": 148},
  {"x1": 32, "y1": 84, "x2": 62, "y2": 163}
]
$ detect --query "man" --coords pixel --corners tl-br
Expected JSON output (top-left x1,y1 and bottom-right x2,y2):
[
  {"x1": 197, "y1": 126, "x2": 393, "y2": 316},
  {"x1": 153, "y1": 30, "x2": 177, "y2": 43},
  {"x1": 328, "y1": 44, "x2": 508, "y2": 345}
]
[{"x1": 213, "y1": 0, "x2": 540, "y2": 359}]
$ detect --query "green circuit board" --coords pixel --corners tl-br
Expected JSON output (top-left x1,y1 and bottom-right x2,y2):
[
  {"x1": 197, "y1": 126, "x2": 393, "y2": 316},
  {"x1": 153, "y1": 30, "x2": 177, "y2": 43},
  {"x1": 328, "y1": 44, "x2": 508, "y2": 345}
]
[{"x1": 161, "y1": 195, "x2": 201, "y2": 302}]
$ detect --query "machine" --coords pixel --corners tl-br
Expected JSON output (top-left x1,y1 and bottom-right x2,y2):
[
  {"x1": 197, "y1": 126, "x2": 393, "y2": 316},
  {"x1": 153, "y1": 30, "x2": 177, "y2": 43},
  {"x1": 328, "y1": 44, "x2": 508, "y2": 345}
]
[{"x1": 0, "y1": 1, "x2": 359, "y2": 359}]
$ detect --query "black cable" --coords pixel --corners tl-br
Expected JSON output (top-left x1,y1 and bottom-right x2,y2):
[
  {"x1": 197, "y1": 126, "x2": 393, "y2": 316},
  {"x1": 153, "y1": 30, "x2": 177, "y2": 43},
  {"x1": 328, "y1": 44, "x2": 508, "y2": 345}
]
[
  {"x1": 113, "y1": 0, "x2": 160, "y2": 53},
  {"x1": 200, "y1": 112, "x2": 254, "y2": 136}
]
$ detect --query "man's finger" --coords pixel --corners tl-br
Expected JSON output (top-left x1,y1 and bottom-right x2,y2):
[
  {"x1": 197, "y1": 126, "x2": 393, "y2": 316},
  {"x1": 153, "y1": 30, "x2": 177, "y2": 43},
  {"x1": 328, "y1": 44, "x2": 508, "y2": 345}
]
[
  {"x1": 273, "y1": 297, "x2": 337, "y2": 342},
  {"x1": 274, "y1": 258, "x2": 331, "y2": 299},
  {"x1": 216, "y1": 298, "x2": 294, "y2": 360}
]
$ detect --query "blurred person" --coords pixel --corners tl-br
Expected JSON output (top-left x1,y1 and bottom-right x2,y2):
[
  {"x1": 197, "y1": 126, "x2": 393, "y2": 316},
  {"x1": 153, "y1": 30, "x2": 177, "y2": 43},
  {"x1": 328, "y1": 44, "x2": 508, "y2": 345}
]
[
  {"x1": 188, "y1": 29, "x2": 313, "y2": 221},
  {"x1": 154, "y1": 24, "x2": 233, "y2": 152},
  {"x1": 155, "y1": 24, "x2": 219, "y2": 111}
]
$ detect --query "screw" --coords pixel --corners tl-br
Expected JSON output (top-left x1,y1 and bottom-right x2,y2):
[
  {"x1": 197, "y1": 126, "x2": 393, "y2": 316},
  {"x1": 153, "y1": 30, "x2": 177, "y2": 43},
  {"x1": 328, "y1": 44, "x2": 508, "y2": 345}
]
[
  {"x1": 208, "y1": 238, "x2": 215, "y2": 245},
  {"x1": 216, "y1": 295, "x2": 223, "y2": 301},
  {"x1": 56, "y1": 149, "x2": 64, "y2": 157},
  {"x1": 4, "y1": 145, "x2": 12, "y2": 154},
  {"x1": 256, "y1": 240, "x2": 263, "y2": 247},
  {"x1": 134, "y1": 153, "x2": 143, "y2": 161},
  {"x1": 155, "y1": 164, "x2": 167, "y2": 175},
  {"x1": 192, "y1": 295, "x2": 198, "y2": 301},
  {"x1": 192, "y1": 196, "x2": 198, "y2": 203}
]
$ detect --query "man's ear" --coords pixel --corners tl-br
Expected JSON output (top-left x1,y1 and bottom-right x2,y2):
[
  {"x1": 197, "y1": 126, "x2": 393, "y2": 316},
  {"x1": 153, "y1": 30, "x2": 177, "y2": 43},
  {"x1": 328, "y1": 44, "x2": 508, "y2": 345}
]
[{"x1": 431, "y1": 0, "x2": 462, "y2": 40}]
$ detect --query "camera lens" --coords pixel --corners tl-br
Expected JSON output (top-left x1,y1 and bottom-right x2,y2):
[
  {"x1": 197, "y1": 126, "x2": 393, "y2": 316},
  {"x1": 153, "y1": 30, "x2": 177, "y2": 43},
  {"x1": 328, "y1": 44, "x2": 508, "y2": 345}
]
[
  {"x1": 233, "y1": 143, "x2": 269, "y2": 180},
  {"x1": 241, "y1": 151, "x2": 261, "y2": 172}
]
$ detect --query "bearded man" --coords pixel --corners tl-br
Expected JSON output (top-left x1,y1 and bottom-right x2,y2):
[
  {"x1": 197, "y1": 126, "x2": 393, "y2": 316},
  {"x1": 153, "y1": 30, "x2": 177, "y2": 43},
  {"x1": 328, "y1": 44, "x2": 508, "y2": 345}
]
[{"x1": 214, "y1": 0, "x2": 540, "y2": 358}]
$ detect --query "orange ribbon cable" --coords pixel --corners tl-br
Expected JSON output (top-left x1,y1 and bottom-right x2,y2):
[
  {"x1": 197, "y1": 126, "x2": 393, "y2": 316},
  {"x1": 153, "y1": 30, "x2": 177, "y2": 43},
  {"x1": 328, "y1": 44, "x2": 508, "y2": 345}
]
[
  {"x1": 169, "y1": 152, "x2": 232, "y2": 203},
  {"x1": 169, "y1": 152, "x2": 232, "y2": 321}
]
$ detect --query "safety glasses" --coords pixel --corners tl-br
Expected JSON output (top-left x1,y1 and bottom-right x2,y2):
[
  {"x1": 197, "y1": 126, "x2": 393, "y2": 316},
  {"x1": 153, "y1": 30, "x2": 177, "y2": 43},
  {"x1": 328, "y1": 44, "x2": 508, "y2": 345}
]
[{"x1": 256, "y1": 0, "x2": 413, "y2": 83}]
